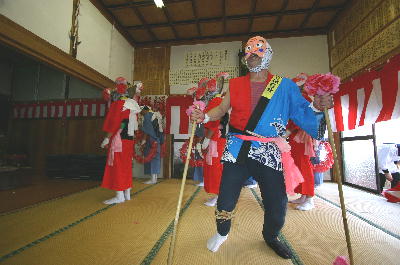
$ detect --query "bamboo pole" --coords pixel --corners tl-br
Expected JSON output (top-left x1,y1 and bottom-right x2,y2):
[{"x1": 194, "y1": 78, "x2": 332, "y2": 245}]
[
  {"x1": 167, "y1": 121, "x2": 197, "y2": 265},
  {"x1": 324, "y1": 108, "x2": 354, "y2": 265}
]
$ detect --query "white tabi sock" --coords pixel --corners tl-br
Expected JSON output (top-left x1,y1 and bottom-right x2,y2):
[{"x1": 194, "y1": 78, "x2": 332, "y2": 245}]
[
  {"x1": 207, "y1": 233, "x2": 228, "y2": 252},
  {"x1": 289, "y1": 195, "x2": 306, "y2": 204},
  {"x1": 204, "y1": 196, "x2": 218, "y2": 207},
  {"x1": 103, "y1": 191, "x2": 125, "y2": 204},
  {"x1": 144, "y1": 174, "x2": 157, "y2": 184},
  {"x1": 124, "y1": 188, "x2": 131, "y2": 201},
  {"x1": 296, "y1": 197, "x2": 315, "y2": 211}
]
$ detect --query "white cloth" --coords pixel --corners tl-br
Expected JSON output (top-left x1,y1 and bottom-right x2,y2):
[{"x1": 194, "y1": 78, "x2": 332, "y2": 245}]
[
  {"x1": 100, "y1": 137, "x2": 109, "y2": 148},
  {"x1": 151, "y1": 111, "x2": 164, "y2": 132},
  {"x1": 377, "y1": 144, "x2": 400, "y2": 174},
  {"x1": 123, "y1": 99, "x2": 141, "y2": 136},
  {"x1": 202, "y1": 138, "x2": 210, "y2": 149}
]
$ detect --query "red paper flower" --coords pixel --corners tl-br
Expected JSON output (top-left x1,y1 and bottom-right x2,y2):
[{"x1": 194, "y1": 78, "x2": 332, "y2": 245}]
[
  {"x1": 292, "y1": 73, "x2": 308, "y2": 86},
  {"x1": 216, "y1": 72, "x2": 229, "y2": 79},
  {"x1": 207, "y1": 79, "x2": 217, "y2": 92},
  {"x1": 186, "y1": 87, "x2": 197, "y2": 96},
  {"x1": 102, "y1": 88, "x2": 112, "y2": 101},
  {"x1": 195, "y1": 85, "x2": 207, "y2": 100},
  {"x1": 303, "y1": 73, "x2": 340, "y2": 96}
]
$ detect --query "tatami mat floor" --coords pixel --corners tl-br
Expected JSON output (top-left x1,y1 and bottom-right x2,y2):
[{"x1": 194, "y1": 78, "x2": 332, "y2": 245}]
[{"x1": 0, "y1": 180, "x2": 399, "y2": 265}]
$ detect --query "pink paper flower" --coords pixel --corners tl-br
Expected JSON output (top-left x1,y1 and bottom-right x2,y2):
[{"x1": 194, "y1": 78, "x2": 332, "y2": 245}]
[
  {"x1": 186, "y1": 100, "x2": 206, "y2": 116},
  {"x1": 304, "y1": 73, "x2": 340, "y2": 96},
  {"x1": 333, "y1": 256, "x2": 349, "y2": 265}
]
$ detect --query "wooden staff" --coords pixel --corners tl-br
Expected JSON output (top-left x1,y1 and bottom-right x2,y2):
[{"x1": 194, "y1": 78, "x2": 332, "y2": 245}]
[
  {"x1": 324, "y1": 108, "x2": 354, "y2": 265},
  {"x1": 167, "y1": 121, "x2": 197, "y2": 265}
]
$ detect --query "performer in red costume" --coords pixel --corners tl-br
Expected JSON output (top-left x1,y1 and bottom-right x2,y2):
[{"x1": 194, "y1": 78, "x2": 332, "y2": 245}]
[
  {"x1": 287, "y1": 73, "x2": 318, "y2": 211},
  {"x1": 202, "y1": 73, "x2": 229, "y2": 207},
  {"x1": 100, "y1": 78, "x2": 142, "y2": 204}
]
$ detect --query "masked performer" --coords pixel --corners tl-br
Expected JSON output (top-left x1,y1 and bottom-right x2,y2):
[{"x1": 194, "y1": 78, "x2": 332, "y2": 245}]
[
  {"x1": 190, "y1": 36, "x2": 332, "y2": 259},
  {"x1": 287, "y1": 73, "x2": 318, "y2": 211},
  {"x1": 140, "y1": 106, "x2": 163, "y2": 184},
  {"x1": 202, "y1": 74, "x2": 229, "y2": 207},
  {"x1": 101, "y1": 78, "x2": 142, "y2": 204}
]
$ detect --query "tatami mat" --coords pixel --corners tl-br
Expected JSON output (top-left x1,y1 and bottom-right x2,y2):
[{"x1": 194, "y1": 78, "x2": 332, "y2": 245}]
[
  {"x1": 1, "y1": 180, "x2": 399, "y2": 265},
  {"x1": 151, "y1": 187, "x2": 293, "y2": 265},
  {"x1": 1, "y1": 180, "x2": 196, "y2": 265},
  {"x1": 0, "y1": 181, "x2": 148, "y2": 259},
  {"x1": 315, "y1": 182, "x2": 400, "y2": 238}
]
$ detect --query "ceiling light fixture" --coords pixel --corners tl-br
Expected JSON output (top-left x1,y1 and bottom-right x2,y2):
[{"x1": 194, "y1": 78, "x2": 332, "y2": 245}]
[{"x1": 154, "y1": 0, "x2": 164, "y2": 8}]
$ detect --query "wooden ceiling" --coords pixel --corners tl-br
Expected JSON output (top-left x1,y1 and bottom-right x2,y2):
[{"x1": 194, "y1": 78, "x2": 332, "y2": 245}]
[{"x1": 92, "y1": 0, "x2": 351, "y2": 47}]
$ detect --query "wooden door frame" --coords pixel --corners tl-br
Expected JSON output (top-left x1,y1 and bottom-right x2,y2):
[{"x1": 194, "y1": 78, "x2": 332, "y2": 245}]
[{"x1": 0, "y1": 14, "x2": 114, "y2": 89}]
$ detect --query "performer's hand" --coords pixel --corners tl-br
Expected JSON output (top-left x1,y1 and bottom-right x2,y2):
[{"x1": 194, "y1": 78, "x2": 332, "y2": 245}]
[
  {"x1": 313, "y1": 94, "x2": 334, "y2": 111},
  {"x1": 190, "y1": 108, "x2": 205, "y2": 124},
  {"x1": 100, "y1": 137, "x2": 110, "y2": 148},
  {"x1": 202, "y1": 138, "x2": 210, "y2": 150},
  {"x1": 385, "y1": 172, "x2": 393, "y2": 182}
]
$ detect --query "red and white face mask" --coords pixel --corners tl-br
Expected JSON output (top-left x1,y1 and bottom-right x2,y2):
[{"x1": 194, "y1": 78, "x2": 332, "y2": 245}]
[
  {"x1": 243, "y1": 36, "x2": 273, "y2": 72},
  {"x1": 244, "y1": 36, "x2": 270, "y2": 59}
]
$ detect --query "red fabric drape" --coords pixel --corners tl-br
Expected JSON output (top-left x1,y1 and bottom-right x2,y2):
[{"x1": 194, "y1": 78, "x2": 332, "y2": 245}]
[{"x1": 331, "y1": 53, "x2": 400, "y2": 131}]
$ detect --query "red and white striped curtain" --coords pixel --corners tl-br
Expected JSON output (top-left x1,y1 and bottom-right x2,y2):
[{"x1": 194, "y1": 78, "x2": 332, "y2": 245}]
[
  {"x1": 329, "y1": 53, "x2": 400, "y2": 132},
  {"x1": 13, "y1": 100, "x2": 108, "y2": 119},
  {"x1": 165, "y1": 95, "x2": 193, "y2": 134}
]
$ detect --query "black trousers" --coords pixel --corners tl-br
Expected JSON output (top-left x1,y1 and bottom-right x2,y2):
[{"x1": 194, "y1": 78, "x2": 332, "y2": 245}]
[
  {"x1": 379, "y1": 172, "x2": 400, "y2": 192},
  {"x1": 216, "y1": 159, "x2": 287, "y2": 243}
]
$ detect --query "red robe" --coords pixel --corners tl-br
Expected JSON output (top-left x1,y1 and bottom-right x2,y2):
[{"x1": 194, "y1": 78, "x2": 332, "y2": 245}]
[
  {"x1": 287, "y1": 120, "x2": 315, "y2": 196},
  {"x1": 101, "y1": 100, "x2": 134, "y2": 191},
  {"x1": 203, "y1": 97, "x2": 226, "y2": 195}
]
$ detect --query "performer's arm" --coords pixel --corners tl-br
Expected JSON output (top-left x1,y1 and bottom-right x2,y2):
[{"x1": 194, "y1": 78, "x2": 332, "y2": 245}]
[
  {"x1": 206, "y1": 90, "x2": 231, "y2": 121},
  {"x1": 288, "y1": 82, "x2": 329, "y2": 140},
  {"x1": 190, "y1": 91, "x2": 231, "y2": 123}
]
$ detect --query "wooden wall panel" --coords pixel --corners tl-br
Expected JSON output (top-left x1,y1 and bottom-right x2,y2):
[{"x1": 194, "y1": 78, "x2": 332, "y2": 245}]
[
  {"x1": 65, "y1": 118, "x2": 105, "y2": 155},
  {"x1": 329, "y1": 0, "x2": 400, "y2": 80},
  {"x1": 134, "y1": 46, "x2": 170, "y2": 95},
  {"x1": 8, "y1": 117, "x2": 106, "y2": 172}
]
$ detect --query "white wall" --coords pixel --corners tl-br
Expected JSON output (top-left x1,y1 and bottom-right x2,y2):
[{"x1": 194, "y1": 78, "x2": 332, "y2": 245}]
[
  {"x1": 109, "y1": 27, "x2": 134, "y2": 82},
  {"x1": 169, "y1": 36, "x2": 329, "y2": 94},
  {"x1": 170, "y1": 41, "x2": 242, "y2": 94},
  {"x1": 78, "y1": 0, "x2": 112, "y2": 78},
  {"x1": 268, "y1": 35, "x2": 330, "y2": 78},
  {"x1": 0, "y1": 0, "x2": 134, "y2": 83},
  {"x1": 0, "y1": 0, "x2": 72, "y2": 53}
]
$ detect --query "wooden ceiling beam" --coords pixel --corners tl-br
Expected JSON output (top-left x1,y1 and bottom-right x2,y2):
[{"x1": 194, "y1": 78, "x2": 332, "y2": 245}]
[
  {"x1": 190, "y1": 0, "x2": 202, "y2": 36},
  {"x1": 135, "y1": 27, "x2": 327, "y2": 46},
  {"x1": 126, "y1": 6, "x2": 341, "y2": 30},
  {"x1": 130, "y1": 5, "x2": 158, "y2": 41},
  {"x1": 273, "y1": 0, "x2": 288, "y2": 31},
  {"x1": 247, "y1": 0, "x2": 258, "y2": 34},
  {"x1": 222, "y1": 0, "x2": 226, "y2": 36},
  {"x1": 89, "y1": 0, "x2": 136, "y2": 46},
  {"x1": 107, "y1": 0, "x2": 191, "y2": 10},
  {"x1": 299, "y1": 0, "x2": 321, "y2": 29},
  {"x1": 162, "y1": 6, "x2": 179, "y2": 39}
]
